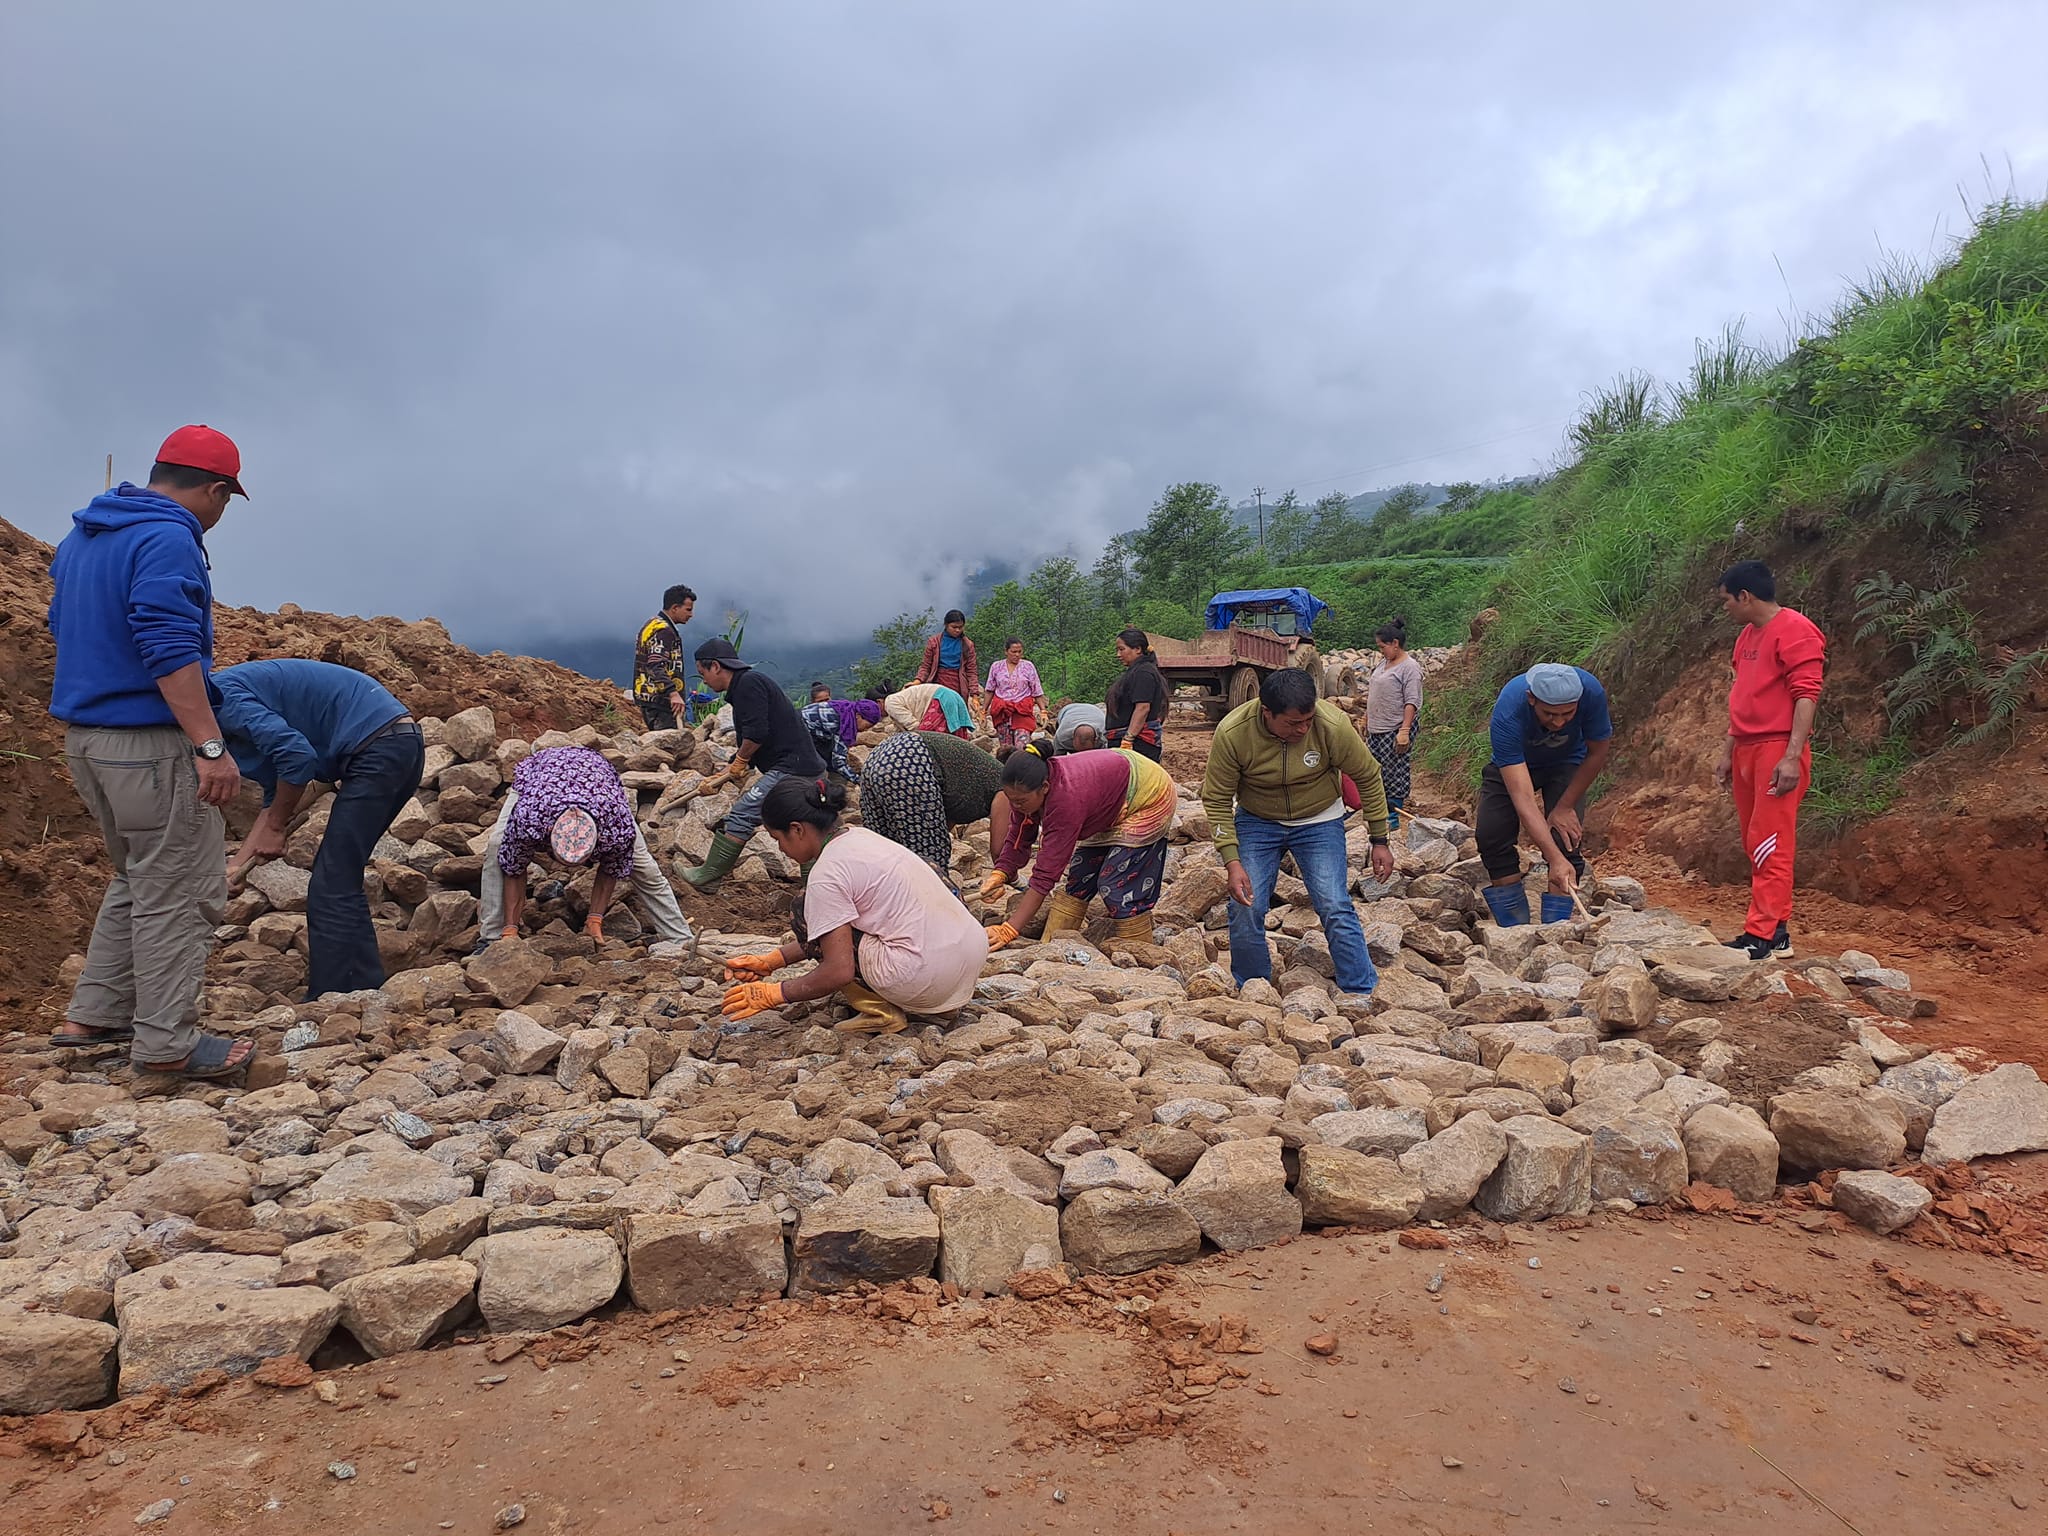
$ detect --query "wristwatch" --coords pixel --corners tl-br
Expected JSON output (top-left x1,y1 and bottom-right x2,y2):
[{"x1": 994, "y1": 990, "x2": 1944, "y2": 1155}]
[{"x1": 195, "y1": 738, "x2": 227, "y2": 760}]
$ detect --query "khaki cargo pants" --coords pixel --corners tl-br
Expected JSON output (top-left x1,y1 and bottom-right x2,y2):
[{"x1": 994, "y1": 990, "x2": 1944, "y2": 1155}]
[{"x1": 64, "y1": 725, "x2": 226, "y2": 1064}]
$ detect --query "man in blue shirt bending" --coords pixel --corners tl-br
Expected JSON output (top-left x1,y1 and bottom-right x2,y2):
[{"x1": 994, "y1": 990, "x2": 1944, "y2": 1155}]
[
  {"x1": 1477, "y1": 663, "x2": 1613, "y2": 927},
  {"x1": 213, "y1": 659, "x2": 422, "y2": 998}
]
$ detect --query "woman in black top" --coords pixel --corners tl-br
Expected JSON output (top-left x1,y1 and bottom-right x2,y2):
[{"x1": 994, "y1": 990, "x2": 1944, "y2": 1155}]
[{"x1": 1105, "y1": 627, "x2": 1168, "y2": 762}]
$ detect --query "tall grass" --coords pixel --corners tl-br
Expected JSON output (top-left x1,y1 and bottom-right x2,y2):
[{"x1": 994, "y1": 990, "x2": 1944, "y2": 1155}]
[
  {"x1": 1434, "y1": 198, "x2": 2048, "y2": 795},
  {"x1": 1484, "y1": 199, "x2": 2048, "y2": 674}
]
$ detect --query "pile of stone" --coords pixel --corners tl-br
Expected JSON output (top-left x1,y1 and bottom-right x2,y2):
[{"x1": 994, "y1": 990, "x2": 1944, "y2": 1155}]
[
  {"x1": 7, "y1": 792, "x2": 2048, "y2": 1417},
  {"x1": 1318, "y1": 645, "x2": 1462, "y2": 702}
]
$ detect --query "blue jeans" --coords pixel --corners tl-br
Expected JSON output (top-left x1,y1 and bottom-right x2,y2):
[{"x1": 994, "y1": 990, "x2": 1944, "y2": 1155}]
[
  {"x1": 723, "y1": 768, "x2": 801, "y2": 841},
  {"x1": 308, "y1": 724, "x2": 424, "y2": 999},
  {"x1": 1226, "y1": 811, "x2": 1378, "y2": 996}
]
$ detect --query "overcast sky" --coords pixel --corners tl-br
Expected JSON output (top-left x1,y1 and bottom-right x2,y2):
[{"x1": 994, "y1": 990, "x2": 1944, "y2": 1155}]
[{"x1": 4, "y1": 3, "x2": 2045, "y2": 652}]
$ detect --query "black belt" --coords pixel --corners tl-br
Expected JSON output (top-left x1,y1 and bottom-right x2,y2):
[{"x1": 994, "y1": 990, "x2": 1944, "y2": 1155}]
[{"x1": 342, "y1": 715, "x2": 420, "y2": 763}]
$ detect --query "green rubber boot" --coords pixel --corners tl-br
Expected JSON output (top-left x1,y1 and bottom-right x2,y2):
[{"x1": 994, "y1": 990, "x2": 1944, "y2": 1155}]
[{"x1": 680, "y1": 832, "x2": 747, "y2": 892}]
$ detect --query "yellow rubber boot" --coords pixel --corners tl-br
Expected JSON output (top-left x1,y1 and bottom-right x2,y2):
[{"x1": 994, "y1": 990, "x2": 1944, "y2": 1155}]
[
  {"x1": 834, "y1": 980, "x2": 908, "y2": 1035},
  {"x1": 1041, "y1": 891, "x2": 1089, "y2": 938},
  {"x1": 1108, "y1": 912, "x2": 1155, "y2": 947}
]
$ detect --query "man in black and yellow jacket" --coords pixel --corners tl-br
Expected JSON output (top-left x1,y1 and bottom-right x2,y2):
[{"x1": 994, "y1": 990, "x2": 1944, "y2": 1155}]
[
  {"x1": 1201, "y1": 668, "x2": 1396, "y2": 997},
  {"x1": 633, "y1": 584, "x2": 695, "y2": 730}
]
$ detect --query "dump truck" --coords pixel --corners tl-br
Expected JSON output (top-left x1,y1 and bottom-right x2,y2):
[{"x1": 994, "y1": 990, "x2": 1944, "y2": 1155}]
[{"x1": 1145, "y1": 587, "x2": 1330, "y2": 720}]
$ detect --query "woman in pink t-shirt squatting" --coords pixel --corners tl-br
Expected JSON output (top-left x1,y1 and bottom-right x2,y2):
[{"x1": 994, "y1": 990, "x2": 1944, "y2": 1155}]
[{"x1": 718, "y1": 777, "x2": 989, "y2": 1035}]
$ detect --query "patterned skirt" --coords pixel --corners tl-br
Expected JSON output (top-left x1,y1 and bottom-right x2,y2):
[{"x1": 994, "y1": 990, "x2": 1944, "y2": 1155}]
[
  {"x1": 1064, "y1": 839, "x2": 1169, "y2": 917},
  {"x1": 856, "y1": 733, "x2": 954, "y2": 876},
  {"x1": 1367, "y1": 730, "x2": 1412, "y2": 807}
]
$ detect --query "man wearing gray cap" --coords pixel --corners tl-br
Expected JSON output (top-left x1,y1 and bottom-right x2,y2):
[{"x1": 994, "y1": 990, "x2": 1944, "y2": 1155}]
[{"x1": 1476, "y1": 662, "x2": 1612, "y2": 926}]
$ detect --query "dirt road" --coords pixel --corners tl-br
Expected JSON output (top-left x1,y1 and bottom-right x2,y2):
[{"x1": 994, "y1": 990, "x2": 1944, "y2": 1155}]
[{"x1": 10, "y1": 1171, "x2": 2046, "y2": 1536}]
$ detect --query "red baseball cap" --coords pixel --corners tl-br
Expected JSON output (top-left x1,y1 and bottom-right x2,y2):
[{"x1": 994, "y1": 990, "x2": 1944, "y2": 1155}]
[{"x1": 155, "y1": 424, "x2": 248, "y2": 498}]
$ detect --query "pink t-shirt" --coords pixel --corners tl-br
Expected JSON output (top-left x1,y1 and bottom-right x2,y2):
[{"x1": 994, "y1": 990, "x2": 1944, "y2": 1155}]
[
  {"x1": 986, "y1": 658, "x2": 1043, "y2": 704},
  {"x1": 802, "y1": 827, "x2": 986, "y2": 1013}
]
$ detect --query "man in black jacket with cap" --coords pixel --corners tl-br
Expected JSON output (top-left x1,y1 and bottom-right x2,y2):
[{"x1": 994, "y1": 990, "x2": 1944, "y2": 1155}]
[{"x1": 679, "y1": 638, "x2": 825, "y2": 891}]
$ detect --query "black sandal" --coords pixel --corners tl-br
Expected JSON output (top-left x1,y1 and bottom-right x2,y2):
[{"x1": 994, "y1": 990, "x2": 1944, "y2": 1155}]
[
  {"x1": 138, "y1": 1032, "x2": 253, "y2": 1081},
  {"x1": 52, "y1": 1023, "x2": 134, "y2": 1049}
]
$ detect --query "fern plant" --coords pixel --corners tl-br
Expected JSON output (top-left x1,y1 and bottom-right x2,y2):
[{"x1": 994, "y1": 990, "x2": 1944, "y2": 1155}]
[{"x1": 1854, "y1": 572, "x2": 2041, "y2": 740}]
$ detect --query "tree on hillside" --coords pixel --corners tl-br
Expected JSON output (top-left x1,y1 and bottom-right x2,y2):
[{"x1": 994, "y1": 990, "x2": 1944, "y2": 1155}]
[
  {"x1": 1440, "y1": 481, "x2": 1482, "y2": 514},
  {"x1": 1371, "y1": 482, "x2": 1429, "y2": 536},
  {"x1": 1091, "y1": 535, "x2": 1134, "y2": 617},
  {"x1": 1029, "y1": 556, "x2": 1089, "y2": 694},
  {"x1": 1265, "y1": 489, "x2": 1310, "y2": 563},
  {"x1": 854, "y1": 606, "x2": 933, "y2": 694},
  {"x1": 1306, "y1": 490, "x2": 1365, "y2": 562},
  {"x1": 1133, "y1": 482, "x2": 1248, "y2": 609}
]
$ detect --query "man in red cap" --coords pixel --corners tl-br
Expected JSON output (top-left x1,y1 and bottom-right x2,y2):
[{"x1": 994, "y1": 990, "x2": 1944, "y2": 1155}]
[{"x1": 46, "y1": 426, "x2": 257, "y2": 1080}]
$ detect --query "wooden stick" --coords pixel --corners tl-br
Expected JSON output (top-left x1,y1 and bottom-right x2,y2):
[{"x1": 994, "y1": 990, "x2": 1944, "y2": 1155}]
[
  {"x1": 104, "y1": 452, "x2": 113, "y2": 491},
  {"x1": 1747, "y1": 1445, "x2": 1865, "y2": 1536}
]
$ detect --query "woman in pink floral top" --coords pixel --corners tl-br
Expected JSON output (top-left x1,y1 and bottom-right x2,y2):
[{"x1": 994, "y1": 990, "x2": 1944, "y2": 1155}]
[
  {"x1": 984, "y1": 638, "x2": 1044, "y2": 749},
  {"x1": 477, "y1": 745, "x2": 693, "y2": 949}
]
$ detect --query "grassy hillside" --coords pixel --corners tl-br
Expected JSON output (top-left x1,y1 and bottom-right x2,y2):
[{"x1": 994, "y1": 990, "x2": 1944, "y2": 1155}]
[{"x1": 1422, "y1": 197, "x2": 2048, "y2": 819}]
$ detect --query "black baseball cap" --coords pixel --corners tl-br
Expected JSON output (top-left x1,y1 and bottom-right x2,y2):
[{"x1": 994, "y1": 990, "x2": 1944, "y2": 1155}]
[{"x1": 694, "y1": 638, "x2": 751, "y2": 672}]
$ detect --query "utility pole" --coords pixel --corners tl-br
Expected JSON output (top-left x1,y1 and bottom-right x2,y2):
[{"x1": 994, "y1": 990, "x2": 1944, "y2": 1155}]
[{"x1": 1252, "y1": 486, "x2": 1265, "y2": 554}]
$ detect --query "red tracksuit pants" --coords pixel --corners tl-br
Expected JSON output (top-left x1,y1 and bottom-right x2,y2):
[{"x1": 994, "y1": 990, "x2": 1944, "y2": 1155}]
[{"x1": 1731, "y1": 736, "x2": 1808, "y2": 939}]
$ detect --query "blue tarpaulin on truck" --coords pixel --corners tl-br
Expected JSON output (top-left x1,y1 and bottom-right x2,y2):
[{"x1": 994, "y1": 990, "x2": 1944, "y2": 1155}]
[{"x1": 1205, "y1": 588, "x2": 1330, "y2": 635}]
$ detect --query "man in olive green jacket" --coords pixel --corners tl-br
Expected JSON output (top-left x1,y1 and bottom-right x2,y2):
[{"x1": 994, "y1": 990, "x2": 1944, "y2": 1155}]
[{"x1": 1201, "y1": 668, "x2": 1396, "y2": 995}]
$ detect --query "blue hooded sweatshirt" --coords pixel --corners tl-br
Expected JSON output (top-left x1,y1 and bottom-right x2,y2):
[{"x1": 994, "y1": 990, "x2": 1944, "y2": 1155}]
[{"x1": 47, "y1": 484, "x2": 215, "y2": 728}]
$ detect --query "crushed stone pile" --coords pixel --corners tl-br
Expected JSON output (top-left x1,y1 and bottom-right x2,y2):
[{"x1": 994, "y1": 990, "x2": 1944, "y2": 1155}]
[{"x1": 6, "y1": 709, "x2": 2048, "y2": 1418}]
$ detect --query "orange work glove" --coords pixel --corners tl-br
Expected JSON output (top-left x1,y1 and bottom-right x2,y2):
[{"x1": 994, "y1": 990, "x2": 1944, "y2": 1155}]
[
  {"x1": 722, "y1": 950, "x2": 785, "y2": 982},
  {"x1": 581, "y1": 912, "x2": 606, "y2": 940},
  {"x1": 984, "y1": 922, "x2": 1019, "y2": 951},
  {"x1": 977, "y1": 869, "x2": 1012, "y2": 901},
  {"x1": 721, "y1": 981, "x2": 784, "y2": 1021},
  {"x1": 498, "y1": 926, "x2": 519, "y2": 941}
]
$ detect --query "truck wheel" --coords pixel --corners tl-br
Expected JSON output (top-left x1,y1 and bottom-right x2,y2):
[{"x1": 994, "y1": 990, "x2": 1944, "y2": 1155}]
[
  {"x1": 1289, "y1": 643, "x2": 1324, "y2": 693},
  {"x1": 1226, "y1": 665, "x2": 1260, "y2": 709}
]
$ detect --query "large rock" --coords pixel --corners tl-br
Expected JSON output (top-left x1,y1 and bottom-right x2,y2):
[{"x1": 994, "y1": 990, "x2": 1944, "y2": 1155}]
[
  {"x1": 1059, "y1": 1189, "x2": 1202, "y2": 1275},
  {"x1": 1588, "y1": 1110, "x2": 1688, "y2": 1206},
  {"x1": 1371, "y1": 967, "x2": 1450, "y2": 1014},
  {"x1": 1173, "y1": 1138, "x2": 1301, "y2": 1251},
  {"x1": 1769, "y1": 1090, "x2": 1907, "y2": 1173},
  {"x1": 442, "y1": 705, "x2": 498, "y2": 762},
  {"x1": 0, "y1": 1312, "x2": 119, "y2": 1413},
  {"x1": 624, "y1": 1210, "x2": 788, "y2": 1311},
  {"x1": 113, "y1": 1254, "x2": 279, "y2": 1323},
  {"x1": 475, "y1": 1228, "x2": 624, "y2": 1331},
  {"x1": 930, "y1": 1186, "x2": 1063, "y2": 1295},
  {"x1": 492, "y1": 1011, "x2": 567, "y2": 1074},
  {"x1": 1295, "y1": 1145, "x2": 1424, "y2": 1229},
  {"x1": 790, "y1": 1194, "x2": 940, "y2": 1294},
  {"x1": 280, "y1": 1222, "x2": 417, "y2": 1288},
  {"x1": 554, "y1": 1028, "x2": 613, "y2": 1090},
  {"x1": 304, "y1": 1151, "x2": 473, "y2": 1215},
  {"x1": 1309, "y1": 1107, "x2": 1429, "y2": 1158},
  {"x1": 1588, "y1": 965, "x2": 1658, "y2": 1032},
  {"x1": 332, "y1": 1259, "x2": 478, "y2": 1358},
  {"x1": 1474, "y1": 1116, "x2": 1591, "y2": 1221},
  {"x1": 1921, "y1": 1064, "x2": 2048, "y2": 1165},
  {"x1": 468, "y1": 939, "x2": 551, "y2": 1008},
  {"x1": 117, "y1": 1285, "x2": 340, "y2": 1395},
  {"x1": 1155, "y1": 864, "x2": 1228, "y2": 926},
  {"x1": 108, "y1": 1153, "x2": 254, "y2": 1218},
  {"x1": 1398, "y1": 1111, "x2": 1509, "y2": 1221},
  {"x1": 1057, "y1": 1148, "x2": 1172, "y2": 1198},
  {"x1": 1831, "y1": 1171, "x2": 1933, "y2": 1235},
  {"x1": 932, "y1": 1129, "x2": 1059, "y2": 1203},
  {"x1": 245, "y1": 860, "x2": 311, "y2": 913},
  {"x1": 30, "y1": 1081, "x2": 128, "y2": 1134},
  {"x1": 1681, "y1": 1103, "x2": 1779, "y2": 1201}
]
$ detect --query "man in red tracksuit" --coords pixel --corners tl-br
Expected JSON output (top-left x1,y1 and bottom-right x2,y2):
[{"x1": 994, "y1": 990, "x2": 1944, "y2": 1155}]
[{"x1": 1714, "y1": 560, "x2": 1825, "y2": 958}]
